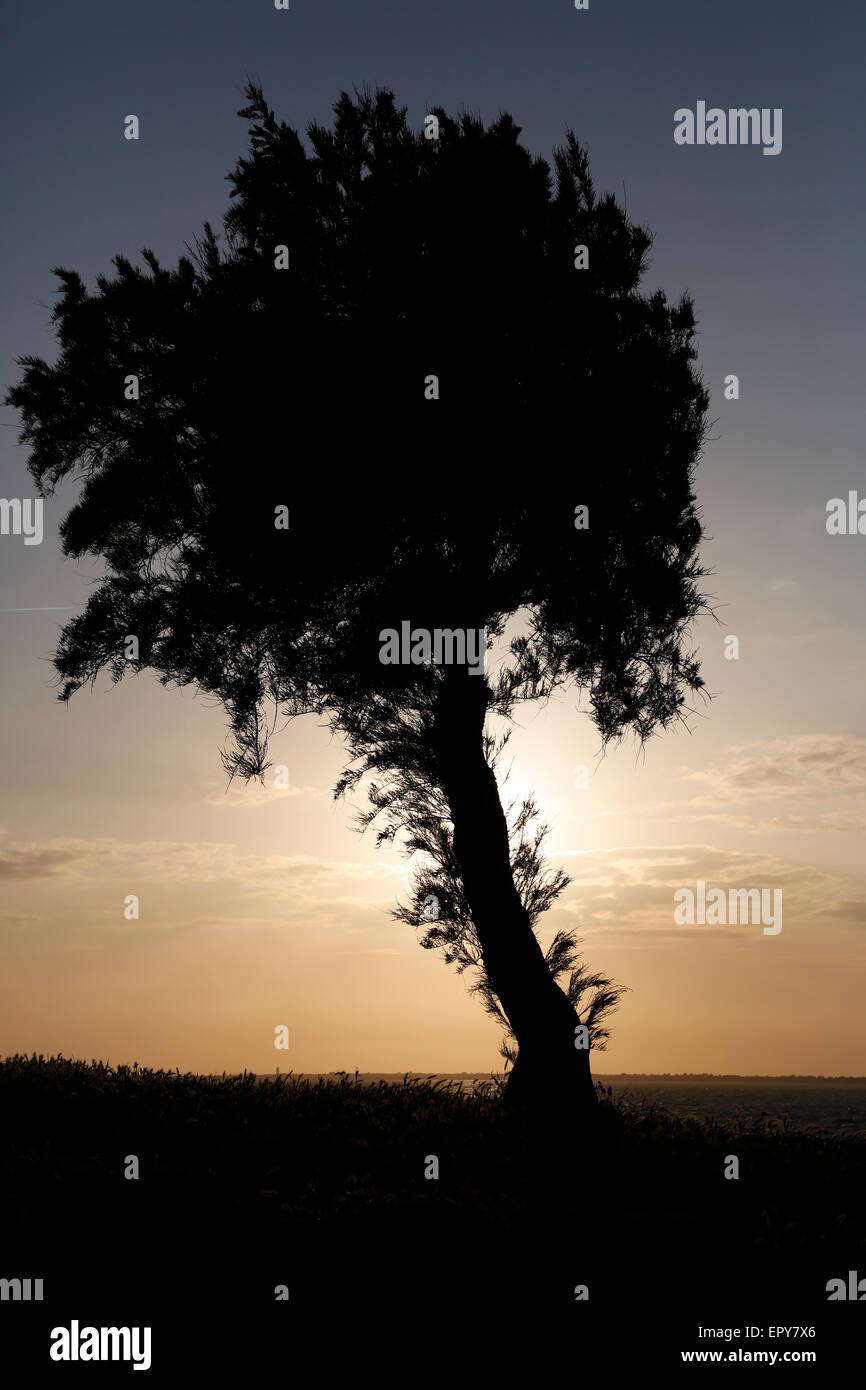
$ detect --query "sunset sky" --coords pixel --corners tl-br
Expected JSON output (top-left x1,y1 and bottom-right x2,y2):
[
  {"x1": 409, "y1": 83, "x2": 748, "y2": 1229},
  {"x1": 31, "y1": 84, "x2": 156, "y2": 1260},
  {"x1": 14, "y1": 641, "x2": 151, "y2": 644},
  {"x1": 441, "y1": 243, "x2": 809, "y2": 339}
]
[{"x1": 1, "y1": 0, "x2": 864, "y2": 1076}]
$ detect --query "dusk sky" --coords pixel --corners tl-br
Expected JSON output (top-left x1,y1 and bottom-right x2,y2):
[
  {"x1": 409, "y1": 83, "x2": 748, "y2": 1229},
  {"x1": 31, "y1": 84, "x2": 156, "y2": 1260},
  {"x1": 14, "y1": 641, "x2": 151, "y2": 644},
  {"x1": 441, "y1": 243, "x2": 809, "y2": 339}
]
[{"x1": 1, "y1": 0, "x2": 864, "y2": 1076}]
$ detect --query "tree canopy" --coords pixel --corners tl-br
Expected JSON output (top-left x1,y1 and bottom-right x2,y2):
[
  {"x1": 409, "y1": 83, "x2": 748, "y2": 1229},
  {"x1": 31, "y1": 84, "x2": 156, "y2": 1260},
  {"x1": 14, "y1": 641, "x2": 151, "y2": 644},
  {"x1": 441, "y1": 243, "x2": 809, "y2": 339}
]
[{"x1": 6, "y1": 83, "x2": 709, "y2": 1077}]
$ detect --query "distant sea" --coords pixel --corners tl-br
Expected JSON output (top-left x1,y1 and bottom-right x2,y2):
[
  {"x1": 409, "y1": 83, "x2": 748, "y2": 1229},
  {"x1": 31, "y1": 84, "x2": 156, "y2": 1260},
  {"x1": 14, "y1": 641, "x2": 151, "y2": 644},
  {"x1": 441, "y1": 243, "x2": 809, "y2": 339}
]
[{"x1": 259, "y1": 1073, "x2": 866, "y2": 1134}]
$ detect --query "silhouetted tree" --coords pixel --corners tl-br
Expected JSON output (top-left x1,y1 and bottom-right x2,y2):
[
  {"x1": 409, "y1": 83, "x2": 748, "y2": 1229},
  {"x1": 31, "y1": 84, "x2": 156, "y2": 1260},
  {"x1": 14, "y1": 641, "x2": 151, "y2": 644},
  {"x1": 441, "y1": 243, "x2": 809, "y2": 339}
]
[{"x1": 6, "y1": 83, "x2": 709, "y2": 1120}]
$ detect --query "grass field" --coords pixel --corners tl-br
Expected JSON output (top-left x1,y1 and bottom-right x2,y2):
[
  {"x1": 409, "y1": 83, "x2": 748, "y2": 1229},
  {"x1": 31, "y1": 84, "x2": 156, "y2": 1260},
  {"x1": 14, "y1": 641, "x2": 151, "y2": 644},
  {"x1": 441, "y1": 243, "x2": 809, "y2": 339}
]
[{"x1": 1, "y1": 1053, "x2": 864, "y2": 1369}]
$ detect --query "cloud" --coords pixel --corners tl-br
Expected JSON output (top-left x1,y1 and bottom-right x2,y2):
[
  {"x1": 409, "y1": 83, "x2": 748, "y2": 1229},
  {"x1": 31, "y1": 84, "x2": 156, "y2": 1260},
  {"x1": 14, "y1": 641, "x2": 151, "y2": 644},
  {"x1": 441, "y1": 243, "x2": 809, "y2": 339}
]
[
  {"x1": 682, "y1": 735, "x2": 866, "y2": 806},
  {"x1": 3, "y1": 831, "x2": 863, "y2": 955},
  {"x1": 0, "y1": 836, "x2": 410, "y2": 941},
  {"x1": 0, "y1": 839, "x2": 116, "y2": 880},
  {"x1": 548, "y1": 843, "x2": 861, "y2": 936},
  {"x1": 607, "y1": 806, "x2": 866, "y2": 835},
  {"x1": 0, "y1": 836, "x2": 406, "y2": 897},
  {"x1": 202, "y1": 780, "x2": 324, "y2": 807},
  {"x1": 0, "y1": 913, "x2": 42, "y2": 930},
  {"x1": 589, "y1": 736, "x2": 866, "y2": 833}
]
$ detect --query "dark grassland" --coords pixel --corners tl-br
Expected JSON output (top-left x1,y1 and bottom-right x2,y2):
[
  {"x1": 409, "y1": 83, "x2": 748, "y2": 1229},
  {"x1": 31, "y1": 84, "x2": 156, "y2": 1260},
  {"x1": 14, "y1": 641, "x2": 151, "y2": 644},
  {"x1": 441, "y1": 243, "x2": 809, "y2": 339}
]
[{"x1": 1, "y1": 1054, "x2": 863, "y2": 1371}]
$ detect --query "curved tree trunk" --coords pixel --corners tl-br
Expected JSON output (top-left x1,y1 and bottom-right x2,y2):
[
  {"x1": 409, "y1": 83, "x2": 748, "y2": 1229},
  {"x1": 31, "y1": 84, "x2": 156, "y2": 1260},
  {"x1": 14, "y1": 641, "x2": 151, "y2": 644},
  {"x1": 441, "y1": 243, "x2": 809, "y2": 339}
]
[{"x1": 432, "y1": 667, "x2": 598, "y2": 1119}]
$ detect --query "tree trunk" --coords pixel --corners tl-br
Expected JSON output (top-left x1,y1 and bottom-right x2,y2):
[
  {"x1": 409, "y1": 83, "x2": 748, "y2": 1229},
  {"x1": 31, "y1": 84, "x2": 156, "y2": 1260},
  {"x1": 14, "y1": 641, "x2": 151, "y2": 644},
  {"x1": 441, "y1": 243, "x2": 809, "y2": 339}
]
[{"x1": 431, "y1": 667, "x2": 598, "y2": 1119}]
